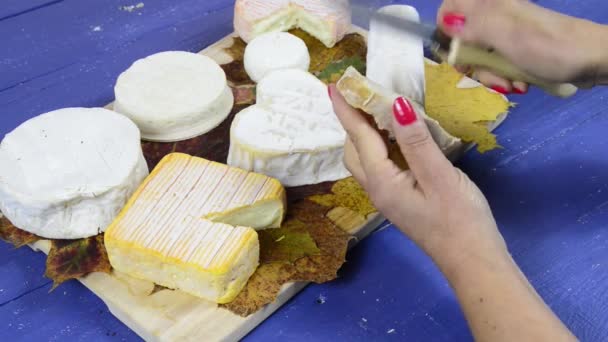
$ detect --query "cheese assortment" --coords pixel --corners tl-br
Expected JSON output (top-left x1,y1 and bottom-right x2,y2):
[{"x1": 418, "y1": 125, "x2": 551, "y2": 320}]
[
  {"x1": 228, "y1": 69, "x2": 350, "y2": 187},
  {"x1": 0, "y1": 108, "x2": 149, "y2": 240},
  {"x1": 234, "y1": 0, "x2": 351, "y2": 48},
  {"x1": 114, "y1": 51, "x2": 234, "y2": 142},
  {"x1": 244, "y1": 31, "x2": 311, "y2": 82},
  {"x1": 104, "y1": 153, "x2": 286, "y2": 303}
]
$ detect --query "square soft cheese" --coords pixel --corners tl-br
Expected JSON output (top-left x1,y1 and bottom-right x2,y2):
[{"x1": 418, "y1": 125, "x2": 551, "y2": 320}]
[{"x1": 105, "y1": 153, "x2": 286, "y2": 303}]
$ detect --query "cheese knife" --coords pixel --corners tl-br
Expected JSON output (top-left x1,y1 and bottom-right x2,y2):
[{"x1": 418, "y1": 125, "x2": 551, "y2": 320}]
[{"x1": 352, "y1": 6, "x2": 578, "y2": 98}]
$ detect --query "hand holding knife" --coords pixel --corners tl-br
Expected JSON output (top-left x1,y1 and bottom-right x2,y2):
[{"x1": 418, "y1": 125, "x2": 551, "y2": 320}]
[{"x1": 354, "y1": 7, "x2": 578, "y2": 98}]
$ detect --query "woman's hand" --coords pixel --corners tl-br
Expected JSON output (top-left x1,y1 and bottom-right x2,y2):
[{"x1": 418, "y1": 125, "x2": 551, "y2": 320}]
[
  {"x1": 329, "y1": 84, "x2": 577, "y2": 341},
  {"x1": 437, "y1": 0, "x2": 608, "y2": 93}
]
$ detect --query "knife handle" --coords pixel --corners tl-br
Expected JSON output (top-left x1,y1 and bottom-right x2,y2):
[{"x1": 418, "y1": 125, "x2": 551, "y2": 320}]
[{"x1": 446, "y1": 39, "x2": 578, "y2": 98}]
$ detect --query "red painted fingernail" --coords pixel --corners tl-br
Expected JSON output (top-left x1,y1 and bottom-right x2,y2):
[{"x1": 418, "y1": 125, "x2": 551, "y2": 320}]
[
  {"x1": 442, "y1": 13, "x2": 466, "y2": 31},
  {"x1": 513, "y1": 87, "x2": 527, "y2": 94},
  {"x1": 328, "y1": 85, "x2": 333, "y2": 99},
  {"x1": 393, "y1": 97, "x2": 417, "y2": 126},
  {"x1": 491, "y1": 86, "x2": 510, "y2": 94}
]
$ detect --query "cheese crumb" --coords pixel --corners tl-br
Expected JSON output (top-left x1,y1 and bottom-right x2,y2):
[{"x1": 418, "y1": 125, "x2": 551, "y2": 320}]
[{"x1": 120, "y1": 2, "x2": 144, "y2": 12}]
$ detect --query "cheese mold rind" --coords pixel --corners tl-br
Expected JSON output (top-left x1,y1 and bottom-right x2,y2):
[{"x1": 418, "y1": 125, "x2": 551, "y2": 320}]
[
  {"x1": 0, "y1": 107, "x2": 149, "y2": 240},
  {"x1": 234, "y1": 0, "x2": 352, "y2": 48},
  {"x1": 104, "y1": 153, "x2": 286, "y2": 303},
  {"x1": 114, "y1": 51, "x2": 234, "y2": 142},
  {"x1": 244, "y1": 32, "x2": 310, "y2": 83},
  {"x1": 228, "y1": 69, "x2": 350, "y2": 187}
]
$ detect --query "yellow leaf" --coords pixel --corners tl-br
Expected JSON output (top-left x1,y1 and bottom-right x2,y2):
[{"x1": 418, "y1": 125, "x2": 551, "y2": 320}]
[{"x1": 309, "y1": 178, "x2": 376, "y2": 217}]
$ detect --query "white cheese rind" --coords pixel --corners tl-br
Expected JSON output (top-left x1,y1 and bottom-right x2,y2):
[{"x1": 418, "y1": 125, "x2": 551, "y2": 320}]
[
  {"x1": 0, "y1": 108, "x2": 149, "y2": 239},
  {"x1": 234, "y1": 0, "x2": 352, "y2": 48},
  {"x1": 228, "y1": 69, "x2": 350, "y2": 187},
  {"x1": 367, "y1": 5, "x2": 426, "y2": 105},
  {"x1": 244, "y1": 32, "x2": 310, "y2": 83},
  {"x1": 114, "y1": 51, "x2": 234, "y2": 142}
]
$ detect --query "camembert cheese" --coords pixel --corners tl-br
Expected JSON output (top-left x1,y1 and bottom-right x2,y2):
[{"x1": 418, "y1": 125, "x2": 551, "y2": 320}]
[
  {"x1": 104, "y1": 153, "x2": 286, "y2": 303},
  {"x1": 234, "y1": 0, "x2": 352, "y2": 48}
]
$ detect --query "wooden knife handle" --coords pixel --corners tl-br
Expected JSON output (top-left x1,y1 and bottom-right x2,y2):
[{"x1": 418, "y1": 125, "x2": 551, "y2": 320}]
[{"x1": 447, "y1": 39, "x2": 578, "y2": 98}]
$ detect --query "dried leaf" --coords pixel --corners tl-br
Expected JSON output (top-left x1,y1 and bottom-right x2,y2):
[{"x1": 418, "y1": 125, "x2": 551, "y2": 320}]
[
  {"x1": 45, "y1": 235, "x2": 111, "y2": 290},
  {"x1": 232, "y1": 85, "x2": 256, "y2": 105},
  {"x1": 425, "y1": 62, "x2": 512, "y2": 153},
  {"x1": 0, "y1": 215, "x2": 40, "y2": 248},
  {"x1": 309, "y1": 178, "x2": 376, "y2": 217},
  {"x1": 259, "y1": 220, "x2": 321, "y2": 263},
  {"x1": 317, "y1": 56, "x2": 366, "y2": 84}
]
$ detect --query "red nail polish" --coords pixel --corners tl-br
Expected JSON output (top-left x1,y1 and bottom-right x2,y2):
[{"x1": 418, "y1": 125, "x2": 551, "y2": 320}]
[
  {"x1": 513, "y1": 87, "x2": 527, "y2": 94},
  {"x1": 442, "y1": 13, "x2": 466, "y2": 31},
  {"x1": 393, "y1": 97, "x2": 417, "y2": 126},
  {"x1": 328, "y1": 85, "x2": 333, "y2": 99},
  {"x1": 491, "y1": 86, "x2": 510, "y2": 94}
]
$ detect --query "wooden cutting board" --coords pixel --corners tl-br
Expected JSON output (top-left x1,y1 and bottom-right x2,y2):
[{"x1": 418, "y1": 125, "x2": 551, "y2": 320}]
[{"x1": 25, "y1": 27, "x2": 508, "y2": 342}]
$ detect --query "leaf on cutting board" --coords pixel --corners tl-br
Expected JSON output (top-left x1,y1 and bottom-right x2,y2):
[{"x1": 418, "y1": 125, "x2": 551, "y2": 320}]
[
  {"x1": 259, "y1": 220, "x2": 321, "y2": 263},
  {"x1": 0, "y1": 215, "x2": 41, "y2": 248},
  {"x1": 309, "y1": 177, "x2": 376, "y2": 218},
  {"x1": 424, "y1": 62, "x2": 513, "y2": 153},
  {"x1": 317, "y1": 56, "x2": 366, "y2": 84},
  {"x1": 45, "y1": 235, "x2": 112, "y2": 290},
  {"x1": 222, "y1": 200, "x2": 352, "y2": 316}
]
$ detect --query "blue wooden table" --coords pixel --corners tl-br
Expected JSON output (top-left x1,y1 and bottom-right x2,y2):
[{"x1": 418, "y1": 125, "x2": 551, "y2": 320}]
[{"x1": 1, "y1": 0, "x2": 608, "y2": 341}]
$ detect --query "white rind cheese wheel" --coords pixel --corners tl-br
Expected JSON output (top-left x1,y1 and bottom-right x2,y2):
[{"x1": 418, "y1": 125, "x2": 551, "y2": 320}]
[
  {"x1": 234, "y1": 0, "x2": 352, "y2": 48},
  {"x1": 244, "y1": 32, "x2": 310, "y2": 83},
  {"x1": 114, "y1": 51, "x2": 234, "y2": 142},
  {"x1": 228, "y1": 69, "x2": 350, "y2": 187},
  {"x1": 0, "y1": 108, "x2": 149, "y2": 240},
  {"x1": 367, "y1": 5, "x2": 426, "y2": 105}
]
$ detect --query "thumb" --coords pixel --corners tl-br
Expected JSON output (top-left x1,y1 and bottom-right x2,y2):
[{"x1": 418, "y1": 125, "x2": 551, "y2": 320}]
[{"x1": 392, "y1": 97, "x2": 454, "y2": 192}]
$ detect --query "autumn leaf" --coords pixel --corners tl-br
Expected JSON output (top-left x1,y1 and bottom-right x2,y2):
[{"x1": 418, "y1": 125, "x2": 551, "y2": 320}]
[
  {"x1": 425, "y1": 62, "x2": 512, "y2": 153},
  {"x1": 232, "y1": 84, "x2": 256, "y2": 106},
  {"x1": 317, "y1": 56, "x2": 366, "y2": 84},
  {"x1": 259, "y1": 220, "x2": 321, "y2": 263},
  {"x1": 45, "y1": 235, "x2": 112, "y2": 290},
  {"x1": 309, "y1": 177, "x2": 376, "y2": 218},
  {"x1": 0, "y1": 215, "x2": 41, "y2": 248}
]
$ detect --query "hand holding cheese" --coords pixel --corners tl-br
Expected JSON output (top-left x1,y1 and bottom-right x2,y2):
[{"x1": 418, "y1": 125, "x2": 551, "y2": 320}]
[
  {"x1": 244, "y1": 32, "x2": 310, "y2": 83},
  {"x1": 0, "y1": 108, "x2": 149, "y2": 239}
]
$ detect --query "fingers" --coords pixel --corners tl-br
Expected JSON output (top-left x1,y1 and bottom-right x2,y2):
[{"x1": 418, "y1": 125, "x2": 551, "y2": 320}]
[
  {"x1": 328, "y1": 84, "x2": 389, "y2": 177},
  {"x1": 472, "y1": 69, "x2": 528, "y2": 95},
  {"x1": 391, "y1": 97, "x2": 454, "y2": 193},
  {"x1": 343, "y1": 137, "x2": 367, "y2": 187}
]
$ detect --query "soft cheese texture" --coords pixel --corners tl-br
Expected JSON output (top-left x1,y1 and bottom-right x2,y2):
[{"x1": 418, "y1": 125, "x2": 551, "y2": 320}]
[
  {"x1": 234, "y1": 0, "x2": 351, "y2": 48},
  {"x1": 114, "y1": 51, "x2": 234, "y2": 142},
  {"x1": 0, "y1": 108, "x2": 149, "y2": 239},
  {"x1": 337, "y1": 67, "x2": 461, "y2": 157},
  {"x1": 367, "y1": 5, "x2": 426, "y2": 105},
  {"x1": 228, "y1": 69, "x2": 350, "y2": 187},
  {"x1": 105, "y1": 153, "x2": 286, "y2": 303},
  {"x1": 244, "y1": 32, "x2": 310, "y2": 83}
]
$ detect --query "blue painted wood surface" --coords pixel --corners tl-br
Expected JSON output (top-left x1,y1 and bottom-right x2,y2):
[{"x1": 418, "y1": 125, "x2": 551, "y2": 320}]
[{"x1": 1, "y1": 0, "x2": 607, "y2": 340}]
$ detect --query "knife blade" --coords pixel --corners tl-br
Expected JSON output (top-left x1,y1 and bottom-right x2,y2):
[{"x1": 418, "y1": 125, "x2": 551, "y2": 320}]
[{"x1": 351, "y1": 5, "x2": 578, "y2": 98}]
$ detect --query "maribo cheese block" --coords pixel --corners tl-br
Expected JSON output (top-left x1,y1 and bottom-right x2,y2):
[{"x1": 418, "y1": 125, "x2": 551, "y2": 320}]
[
  {"x1": 114, "y1": 51, "x2": 234, "y2": 142},
  {"x1": 244, "y1": 31, "x2": 310, "y2": 83},
  {"x1": 0, "y1": 108, "x2": 149, "y2": 240},
  {"x1": 234, "y1": 0, "x2": 351, "y2": 48},
  {"x1": 228, "y1": 69, "x2": 350, "y2": 187},
  {"x1": 104, "y1": 153, "x2": 286, "y2": 304}
]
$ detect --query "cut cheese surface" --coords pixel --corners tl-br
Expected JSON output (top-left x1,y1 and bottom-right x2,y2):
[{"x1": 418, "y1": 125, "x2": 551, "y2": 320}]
[
  {"x1": 0, "y1": 108, "x2": 149, "y2": 239},
  {"x1": 228, "y1": 69, "x2": 350, "y2": 187},
  {"x1": 114, "y1": 51, "x2": 234, "y2": 142},
  {"x1": 337, "y1": 66, "x2": 461, "y2": 156},
  {"x1": 368, "y1": 5, "x2": 426, "y2": 105},
  {"x1": 244, "y1": 32, "x2": 310, "y2": 83},
  {"x1": 104, "y1": 153, "x2": 286, "y2": 303},
  {"x1": 234, "y1": 0, "x2": 351, "y2": 48}
]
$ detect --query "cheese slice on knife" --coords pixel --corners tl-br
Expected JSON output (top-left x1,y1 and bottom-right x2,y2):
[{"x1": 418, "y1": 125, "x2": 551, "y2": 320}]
[
  {"x1": 0, "y1": 107, "x2": 149, "y2": 240},
  {"x1": 228, "y1": 69, "x2": 350, "y2": 187},
  {"x1": 234, "y1": 0, "x2": 352, "y2": 48},
  {"x1": 114, "y1": 51, "x2": 234, "y2": 142},
  {"x1": 104, "y1": 153, "x2": 286, "y2": 303}
]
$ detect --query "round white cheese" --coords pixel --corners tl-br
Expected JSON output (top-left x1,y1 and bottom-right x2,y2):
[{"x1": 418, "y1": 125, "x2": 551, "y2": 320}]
[
  {"x1": 244, "y1": 32, "x2": 310, "y2": 83},
  {"x1": 228, "y1": 69, "x2": 350, "y2": 186},
  {"x1": 114, "y1": 51, "x2": 234, "y2": 142},
  {"x1": 234, "y1": 0, "x2": 352, "y2": 48},
  {"x1": 0, "y1": 108, "x2": 149, "y2": 239}
]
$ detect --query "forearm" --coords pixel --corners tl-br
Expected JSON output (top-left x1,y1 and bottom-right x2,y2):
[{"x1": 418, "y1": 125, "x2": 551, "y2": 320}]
[{"x1": 429, "y1": 235, "x2": 577, "y2": 342}]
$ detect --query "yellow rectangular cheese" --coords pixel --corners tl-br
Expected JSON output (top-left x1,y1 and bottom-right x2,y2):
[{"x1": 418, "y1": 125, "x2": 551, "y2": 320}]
[{"x1": 104, "y1": 153, "x2": 286, "y2": 303}]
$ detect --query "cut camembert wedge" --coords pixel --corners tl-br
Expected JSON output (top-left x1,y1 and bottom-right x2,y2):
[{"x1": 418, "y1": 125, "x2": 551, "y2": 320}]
[
  {"x1": 234, "y1": 0, "x2": 352, "y2": 48},
  {"x1": 104, "y1": 153, "x2": 286, "y2": 304}
]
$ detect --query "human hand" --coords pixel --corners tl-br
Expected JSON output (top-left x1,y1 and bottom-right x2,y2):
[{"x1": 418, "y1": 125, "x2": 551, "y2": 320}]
[
  {"x1": 328, "y1": 84, "x2": 506, "y2": 262},
  {"x1": 437, "y1": 0, "x2": 608, "y2": 94}
]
